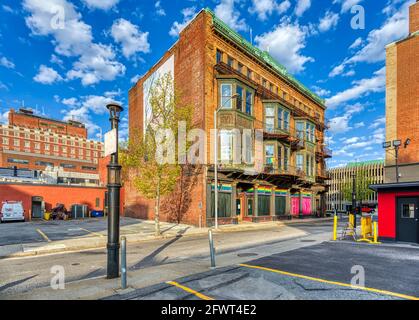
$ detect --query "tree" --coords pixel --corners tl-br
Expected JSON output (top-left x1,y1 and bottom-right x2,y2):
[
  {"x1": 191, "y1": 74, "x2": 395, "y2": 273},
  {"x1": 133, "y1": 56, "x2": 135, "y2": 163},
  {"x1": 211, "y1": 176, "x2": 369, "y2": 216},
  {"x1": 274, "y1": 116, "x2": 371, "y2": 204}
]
[
  {"x1": 341, "y1": 169, "x2": 374, "y2": 207},
  {"x1": 120, "y1": 73, "x2": 193, "y2": 236}
]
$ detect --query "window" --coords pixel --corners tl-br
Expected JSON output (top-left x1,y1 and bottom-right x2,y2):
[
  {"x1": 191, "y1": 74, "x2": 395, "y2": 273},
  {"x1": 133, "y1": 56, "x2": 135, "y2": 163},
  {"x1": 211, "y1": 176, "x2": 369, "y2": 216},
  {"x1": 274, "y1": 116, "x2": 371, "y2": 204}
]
[
  {"x1": 265, "y1": 144, "x2": 274, "y2": 165},
  {"x1": 278, "y1": 108, "x2": 283, "y2": 130},
  {"x1": 296, "y1": 121, "x2": 304, "y2": 140},
  {"x1": 262, "y1": 78, "x2": 267, "y2": 87},
  {"x1": 245, "y1": 90, "x2": 253, "y2": 115},
  {"x1": 35, "y1": 143, "x2": 40, "y2": 150},
  {"x1": 82, "y1": 166, "x2": 97, "y2": 171},
  {"x1": 71, "y1": 148, "x2": 76, "y2": 155},
  {"x1": 24, "y1": 141, "x2": 30, "y2": 148},
  {"x1": 296, "y1": 153, "x2": 304, "y2": 171},
  {"x1": 304, "y1": 122, "x2": 315, "y2": 142},
  {"x1": 278, "y1": 145, "x2": 282, "y2": 169},
  {"x1": 258, "y1": 195, "x2": 270, "y2": 216},
  {"x1": 211, "y1": 191, "x2": 231, "y2": 217},
  {"x1": 8, "y1": 158, "x2": 28, "y2": 164},
  {"x1": 62, "y1": 146, "x2": 67, "y2": 153},
  {"x1": 216, "y1": 49, "x2": 223, "y2": 63},
  {"x1": 227, "y1": 56, "x2": 234, "y2": 67},
  {"x1": 35, "y1": 161, "x2": 54, "y2": 167},
  {"x1": 284, "y1": 147, "x2": 289, "y2": 170},
  {"x1": 401, "y1": 204, "x2": 415, "y2": 218},
  {"x1": 265, "y1": 106, "x2": 275, "y2": 132},
  {"x1": 45, "y1": 144, "x2": 50, "y2": 151},
  {"x1": 220, "y1": 84, "x2": 233, "y2": 108},
  {"x1": 270, "y1": 83, "x2": 274, "y2": 92},
  {"x1": 2, "y1": 137, "x2": 8, "y2": 145},
  {"x1": 236, "y1": 85, "x2": 243, "y2": 111},
  {"x1": 14, "y1": 131, "x2": 19, "y2": 137},
  {"x1": 306, "y1": 155, "x2": 310, "y2": 176},
  {"x1": 24, "y1": 133, "x2": 30, "y2": 139},
  {"x1": 282, "y1": 91, "x2": 287, "y2": 100},
  {"x1": 54, "y1": 145, "x2": 59, "y2": 152},
  {"x1": 60, "y1": 163, "x2": 75, "y2": 169},
  {"x1": 283, "y1": 110, "x2": 290, "y2": 131},
  {"x1": 247, "y1": 68, "x2": 252, "y2": 79}
]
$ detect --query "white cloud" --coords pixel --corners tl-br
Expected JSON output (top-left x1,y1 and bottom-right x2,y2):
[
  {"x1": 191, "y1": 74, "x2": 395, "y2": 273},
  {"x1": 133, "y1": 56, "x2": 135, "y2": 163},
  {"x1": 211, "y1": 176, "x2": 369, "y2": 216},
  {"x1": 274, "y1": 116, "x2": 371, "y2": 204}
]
[
  {"x1": 369, "y1": 116, "x2": 386, "y2": 129},
  {"x1": 111, "y1": 18, "x2": 150, "y2": 59},
  {"x1": 0, "y1": 110, "x2": 9, "y2": 123},
  {"x1": 0, "y1": 81, "x2": 9, "y2": 91},
  {"x1": 318, "y1": 11, "x2": 339, "y2": 32},
  {"x1": 329, "y1": 115, "x2": 352, "y2": 134},
  {"x1": 50, "y1": 54, "x2": 63, "y2": 66},
  {"x1": 329, "y1": 63, "x2": 345, "y2": 77},
  {"x1": 131, "y1": 74, "x2": 141, "y2": 84},
  {"x1": 349, "y1": 37, "x2": 363, "y2": 49},
  {"x1": 61, "y1": 97, "x2": 78, "y2": 107},
  {"x1": 312, "y1": 85, "x2": 330, "y2": 97},
  {"x1": 214, "y1": 0, "x2": 247, "y2": 31},
  {"x1": 249, "y1": 0, "x2": 291, "y2": 21},
  {"x1": 333, "y1": 0, "x2": 364, "y2": 13},
  {"x1": 354, "y1": 122, "x2": 365, "y2": 128},
  {"x1": 81, "y1": 0, "x2": 119, "y2": 10},
  {"x1": 255, "y1": 21, "x2": 313, "y2": 73},
  {"x1": 294, "y1": 0, "x2": 311, "y2": 17},
  {"x1": 169, "y1": 6, "x2": 198, "y2": 37},
  {"x1": 155, "y1": 1, "x2": 166, "y2": 16},
  {"x1": 326, "y1": 67, "x2": 386, "y2": 108},
  {"x1": 33, "y1": 65, "x2": 63, "y2": 84},
  {"x1": 23, "y1": 0, "x2": 126, "y2": 86},
  {"x1": 2, "y1": 5, "x2": 15, "y2": 14},
  {"x1": 0, "y1": 56, "x2": 15, "y2": 69}
]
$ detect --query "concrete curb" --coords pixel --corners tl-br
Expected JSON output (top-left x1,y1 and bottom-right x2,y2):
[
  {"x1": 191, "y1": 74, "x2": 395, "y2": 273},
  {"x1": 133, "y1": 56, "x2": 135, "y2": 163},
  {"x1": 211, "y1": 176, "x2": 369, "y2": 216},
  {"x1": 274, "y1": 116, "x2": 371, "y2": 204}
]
[{"x1": 0, "y1": 217, "x2": 333, "y2": 259}]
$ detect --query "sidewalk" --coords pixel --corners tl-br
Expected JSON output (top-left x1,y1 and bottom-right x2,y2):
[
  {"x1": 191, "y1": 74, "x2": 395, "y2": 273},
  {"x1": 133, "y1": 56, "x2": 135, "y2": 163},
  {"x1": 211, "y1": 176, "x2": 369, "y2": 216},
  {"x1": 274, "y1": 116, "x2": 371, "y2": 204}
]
[{"x1": 0, "y1": 217, "x2": 333, "y2": 259}]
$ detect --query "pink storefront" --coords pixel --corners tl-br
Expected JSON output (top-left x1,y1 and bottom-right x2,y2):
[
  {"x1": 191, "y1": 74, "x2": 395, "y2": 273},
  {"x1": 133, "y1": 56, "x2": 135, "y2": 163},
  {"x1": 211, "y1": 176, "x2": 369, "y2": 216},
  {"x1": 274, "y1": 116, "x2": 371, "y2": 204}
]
[{"x1": 291, "y1": 193, "x2": 312, "y2": 217}]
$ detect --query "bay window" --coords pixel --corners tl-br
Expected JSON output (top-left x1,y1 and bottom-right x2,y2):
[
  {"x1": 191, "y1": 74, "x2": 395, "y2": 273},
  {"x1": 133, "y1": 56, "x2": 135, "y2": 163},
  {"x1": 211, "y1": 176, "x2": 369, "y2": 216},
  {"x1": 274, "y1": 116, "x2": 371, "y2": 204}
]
[
  {"x1": 221, "y1": 84, "x2": 233, "y2": 108},
  {"x1": 265, "y1": 144, "x2": 274, "y2": 165}
]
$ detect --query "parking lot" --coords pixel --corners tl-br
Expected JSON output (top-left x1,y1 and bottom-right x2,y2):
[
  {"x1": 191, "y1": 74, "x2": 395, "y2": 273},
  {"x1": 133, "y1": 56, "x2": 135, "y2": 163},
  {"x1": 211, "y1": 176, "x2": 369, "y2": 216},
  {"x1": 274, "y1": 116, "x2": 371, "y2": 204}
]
[
  {"x1": 0, "y1": 217, "x2": 194, "y2": 246},
  {"x1": 107, "y1": 241, "x2": 419, "y2": 300}
]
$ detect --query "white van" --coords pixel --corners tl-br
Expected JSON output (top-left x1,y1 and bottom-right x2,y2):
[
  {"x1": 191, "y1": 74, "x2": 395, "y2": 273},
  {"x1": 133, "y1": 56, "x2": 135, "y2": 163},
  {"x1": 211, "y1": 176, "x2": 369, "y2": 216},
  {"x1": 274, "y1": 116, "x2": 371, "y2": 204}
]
[{"x1": 1, "y1": 201, "x2": 25, "y2": 222}]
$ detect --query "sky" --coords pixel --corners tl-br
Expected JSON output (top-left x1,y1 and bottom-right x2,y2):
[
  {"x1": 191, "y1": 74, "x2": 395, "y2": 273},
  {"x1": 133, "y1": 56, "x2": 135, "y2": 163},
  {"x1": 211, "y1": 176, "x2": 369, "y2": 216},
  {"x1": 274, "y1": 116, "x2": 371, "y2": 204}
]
[{"x1": 0, "y1": 0, "x2": 414, "y2": 168}]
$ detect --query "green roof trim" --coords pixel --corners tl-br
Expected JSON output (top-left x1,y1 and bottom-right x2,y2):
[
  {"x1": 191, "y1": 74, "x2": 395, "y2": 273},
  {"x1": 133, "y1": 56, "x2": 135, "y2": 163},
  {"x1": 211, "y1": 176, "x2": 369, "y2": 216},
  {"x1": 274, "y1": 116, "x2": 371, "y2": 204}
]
[
  {"x1": 346, "y1": 160, "x2": 384, "y2": 168},
  {"x1": 203, "y1": 8, "x2": 326, "y2": 108}
]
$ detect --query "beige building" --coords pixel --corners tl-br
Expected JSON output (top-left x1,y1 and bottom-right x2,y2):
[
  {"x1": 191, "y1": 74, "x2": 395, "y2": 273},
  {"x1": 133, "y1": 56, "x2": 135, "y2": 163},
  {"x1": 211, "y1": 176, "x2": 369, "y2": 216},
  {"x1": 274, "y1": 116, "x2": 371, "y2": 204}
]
[{"x1": 326, "y1": 160, "x2": 384, "y2": 212}]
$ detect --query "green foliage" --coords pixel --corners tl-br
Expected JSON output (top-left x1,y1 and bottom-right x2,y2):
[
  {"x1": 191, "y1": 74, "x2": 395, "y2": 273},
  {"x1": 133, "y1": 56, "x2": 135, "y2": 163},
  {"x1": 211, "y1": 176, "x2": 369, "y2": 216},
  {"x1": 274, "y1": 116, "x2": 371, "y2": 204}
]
[{"x1": 341, "y1": 169, "x2": 374, "y2": 204}]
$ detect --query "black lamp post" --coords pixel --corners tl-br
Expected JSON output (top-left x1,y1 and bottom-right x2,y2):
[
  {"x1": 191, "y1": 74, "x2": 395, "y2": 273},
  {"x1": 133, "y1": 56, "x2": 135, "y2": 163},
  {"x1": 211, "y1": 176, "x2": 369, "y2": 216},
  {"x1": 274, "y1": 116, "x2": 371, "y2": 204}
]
[
  {"x1": 351, "y1": 172, "x2": 357, "y2": 229},
  {"x1": 106, "y1": 103, "x2": 123, "y2": 279}
]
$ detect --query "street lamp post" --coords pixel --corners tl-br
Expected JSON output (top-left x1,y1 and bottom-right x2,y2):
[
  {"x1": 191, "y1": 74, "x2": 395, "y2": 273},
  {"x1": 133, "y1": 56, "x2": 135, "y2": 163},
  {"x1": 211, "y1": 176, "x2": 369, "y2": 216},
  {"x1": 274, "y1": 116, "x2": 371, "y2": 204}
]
[
  {"x1": 213, "y1": 94, "x2": 238, "y2": 229},
  {"x1": 383, "y1": 139, "x2": 410, "y2": 183},
  {"x1": 106, "y1": 103, "x2": 123, "y2": 279}
]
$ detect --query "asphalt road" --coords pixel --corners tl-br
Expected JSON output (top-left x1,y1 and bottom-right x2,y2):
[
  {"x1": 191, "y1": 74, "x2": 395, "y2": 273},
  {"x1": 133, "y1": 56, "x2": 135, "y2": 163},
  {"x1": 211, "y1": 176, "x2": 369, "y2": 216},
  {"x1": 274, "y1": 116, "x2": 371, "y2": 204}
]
[
  {"x1": 109, "y1": 241, "x2": 419, "y2": 300},
  {"x1": 0, "y1": 221, "x2": 331, "y2": 299}
]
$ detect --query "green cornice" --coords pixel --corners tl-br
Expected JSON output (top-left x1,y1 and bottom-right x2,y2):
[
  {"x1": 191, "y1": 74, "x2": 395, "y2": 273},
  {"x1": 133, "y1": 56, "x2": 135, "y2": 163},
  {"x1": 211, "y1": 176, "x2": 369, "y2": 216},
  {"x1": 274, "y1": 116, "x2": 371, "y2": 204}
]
[{"x1": 203, "y1": 8, "x2": 326, "y2": 109}]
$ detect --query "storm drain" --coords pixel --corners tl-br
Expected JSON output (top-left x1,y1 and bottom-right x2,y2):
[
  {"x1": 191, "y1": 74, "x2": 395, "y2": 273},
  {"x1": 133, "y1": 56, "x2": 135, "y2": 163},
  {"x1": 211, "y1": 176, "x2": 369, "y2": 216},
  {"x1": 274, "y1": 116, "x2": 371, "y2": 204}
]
[
  {"x1": 300, "y1": 239, "x2": 316, "y2": 242},
  {"x1": 237, "y1": 253, "x2": 259, "y2": 257}
]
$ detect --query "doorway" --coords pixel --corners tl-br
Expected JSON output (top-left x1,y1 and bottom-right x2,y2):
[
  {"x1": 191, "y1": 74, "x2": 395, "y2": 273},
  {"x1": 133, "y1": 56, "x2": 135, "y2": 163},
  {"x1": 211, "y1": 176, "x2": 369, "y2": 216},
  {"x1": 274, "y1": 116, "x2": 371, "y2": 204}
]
[
  {"x1": 397, "y1": 197, "x2": 419, "y2": 243},
  {"x1": 31, "y1": 196, "x2": 44, "y2": 219}
]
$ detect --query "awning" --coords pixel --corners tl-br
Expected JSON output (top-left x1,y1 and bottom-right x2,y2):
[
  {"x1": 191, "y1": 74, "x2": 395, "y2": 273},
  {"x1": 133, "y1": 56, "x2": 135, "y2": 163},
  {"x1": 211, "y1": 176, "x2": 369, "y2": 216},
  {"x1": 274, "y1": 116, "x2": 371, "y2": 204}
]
[{"x1": 369, "y1": 181, "x2": 419, "y2": 191}]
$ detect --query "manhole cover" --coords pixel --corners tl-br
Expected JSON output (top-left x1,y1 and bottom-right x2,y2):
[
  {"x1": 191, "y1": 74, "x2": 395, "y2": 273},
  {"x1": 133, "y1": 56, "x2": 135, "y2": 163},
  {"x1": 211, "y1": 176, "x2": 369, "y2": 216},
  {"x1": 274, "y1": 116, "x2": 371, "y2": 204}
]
[
  {"x1": 237, "y1": 253, "x2": 258, "y2": 257},
  {"x1": 300, "y1": 239, "x2": 316, "y2": 242}
]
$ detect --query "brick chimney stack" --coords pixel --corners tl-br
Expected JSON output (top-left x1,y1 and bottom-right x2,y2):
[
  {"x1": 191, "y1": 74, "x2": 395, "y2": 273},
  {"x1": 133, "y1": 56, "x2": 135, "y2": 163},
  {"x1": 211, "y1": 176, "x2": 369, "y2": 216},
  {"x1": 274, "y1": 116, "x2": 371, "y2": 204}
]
[{"x1": 410, "y1": 0, "x2": 419, "y2": 34}]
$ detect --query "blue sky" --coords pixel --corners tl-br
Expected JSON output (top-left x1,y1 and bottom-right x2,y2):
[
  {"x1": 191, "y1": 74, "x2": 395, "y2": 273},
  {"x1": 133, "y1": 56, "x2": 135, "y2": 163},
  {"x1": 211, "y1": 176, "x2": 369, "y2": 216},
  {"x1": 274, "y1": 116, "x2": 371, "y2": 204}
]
[{"x1": 0, "y1": 0, "x2": 414, "y2": 167}]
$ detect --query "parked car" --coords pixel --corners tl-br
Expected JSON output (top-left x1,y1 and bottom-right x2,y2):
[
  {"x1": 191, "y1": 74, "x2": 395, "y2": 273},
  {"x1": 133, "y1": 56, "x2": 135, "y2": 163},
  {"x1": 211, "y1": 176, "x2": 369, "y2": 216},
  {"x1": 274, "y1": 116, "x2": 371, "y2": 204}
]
[{"x1": 0, "y1": 201, "x2": 25, "y2": 222}]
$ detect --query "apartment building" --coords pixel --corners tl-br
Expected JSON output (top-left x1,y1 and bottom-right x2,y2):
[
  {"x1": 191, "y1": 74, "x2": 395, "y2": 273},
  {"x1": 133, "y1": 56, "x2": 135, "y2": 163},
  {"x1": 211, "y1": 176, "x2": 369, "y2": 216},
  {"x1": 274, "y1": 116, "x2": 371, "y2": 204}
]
[
  {"x1": 326, "y1": 160, "x2": 384, "y2": 212},
  {"x1": 127, "y1": 8, "x2": 331, "y2": 226},
  {"x1": 0, "y1": 108, "x2": 104, "y2": 186}
]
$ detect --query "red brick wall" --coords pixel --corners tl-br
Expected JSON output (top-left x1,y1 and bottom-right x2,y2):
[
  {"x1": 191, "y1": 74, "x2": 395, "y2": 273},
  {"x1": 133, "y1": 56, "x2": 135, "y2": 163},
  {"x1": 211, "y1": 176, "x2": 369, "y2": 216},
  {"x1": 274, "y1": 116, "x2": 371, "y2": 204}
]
[
  {"x1": 409, "y1": 1, "x2": 419, "y2": 34},
  {"x1": 0, "y1": 183, "x2": 106, "y2": 220},
  {"x1": 397, "y1": 36, "x2": 419, "y2": 164}
]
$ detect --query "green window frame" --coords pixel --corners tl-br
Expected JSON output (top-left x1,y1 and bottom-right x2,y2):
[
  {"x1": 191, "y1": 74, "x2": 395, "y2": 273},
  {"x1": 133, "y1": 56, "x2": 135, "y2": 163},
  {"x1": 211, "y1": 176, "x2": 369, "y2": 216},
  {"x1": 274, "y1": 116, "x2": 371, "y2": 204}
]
[
  {"x1": 265, "y1": 144, "x2": 275, "y2": 165},
  {"x1": 258, "y1": 195, "x2": 271, "y2": 216}
]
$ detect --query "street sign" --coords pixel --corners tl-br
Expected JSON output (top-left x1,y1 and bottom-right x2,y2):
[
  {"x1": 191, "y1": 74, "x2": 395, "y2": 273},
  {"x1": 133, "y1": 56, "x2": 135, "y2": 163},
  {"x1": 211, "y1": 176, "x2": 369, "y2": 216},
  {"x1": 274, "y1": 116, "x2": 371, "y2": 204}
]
[{"x1": 104, "y1": 128, "x2": 117, "y2": 156}]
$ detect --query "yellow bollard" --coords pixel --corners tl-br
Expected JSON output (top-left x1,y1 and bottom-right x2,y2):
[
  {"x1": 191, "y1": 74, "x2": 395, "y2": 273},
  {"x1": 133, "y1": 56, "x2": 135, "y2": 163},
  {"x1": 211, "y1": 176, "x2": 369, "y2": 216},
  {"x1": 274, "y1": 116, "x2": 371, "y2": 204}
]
[
  {"x1": 333, "y1": 215, "x2": 338, "y2": 241},
  {"x1": 348, "y1": 214, "x2": 354, "y2": 236},
  {"x1": 373, "y1": 221, "x2": 379, "y2": 243}
]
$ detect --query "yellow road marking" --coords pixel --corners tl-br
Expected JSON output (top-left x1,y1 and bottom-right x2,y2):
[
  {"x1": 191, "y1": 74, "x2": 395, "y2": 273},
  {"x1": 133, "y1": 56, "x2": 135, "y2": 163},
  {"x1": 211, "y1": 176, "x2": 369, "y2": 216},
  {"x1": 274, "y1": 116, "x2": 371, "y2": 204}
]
[
  {"x1": 166, "y1": 281, "x2": 214, "y2": 300},
  {"x1": 79, "y1": 228, "x2": 104, "y2": 237},
  {"x1": 36, "y1": 228, "x2": 51, "y2": 242},
  {"x1": 240, "y1": 263, "x2": 419, "y2": 301}
]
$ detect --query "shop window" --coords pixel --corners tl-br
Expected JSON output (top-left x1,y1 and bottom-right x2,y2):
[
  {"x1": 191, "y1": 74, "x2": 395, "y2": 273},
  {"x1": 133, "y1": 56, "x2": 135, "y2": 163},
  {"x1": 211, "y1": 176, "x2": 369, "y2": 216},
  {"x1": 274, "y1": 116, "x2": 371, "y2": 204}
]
[
  {"x1": 275, "y1": 196, "x2": 286, "y2": 216},
  {"x1": 211, "y1": 192, "x2": 232, "y2": 218},
  {"x1": 258, "y1": 195, "x2": 270, "y2": 216}
]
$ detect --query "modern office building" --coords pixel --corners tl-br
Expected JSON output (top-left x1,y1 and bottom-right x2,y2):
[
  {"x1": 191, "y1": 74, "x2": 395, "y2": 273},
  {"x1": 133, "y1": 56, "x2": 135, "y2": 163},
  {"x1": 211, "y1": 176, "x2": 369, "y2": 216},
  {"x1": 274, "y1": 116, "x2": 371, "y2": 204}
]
[
  {"x1": 127, "y1": 8, "x2": 331, "y2": 226},
  {"x1": 326, "y1": 160, "x2": 384, "y2": 213},
  {"x1": 0, "y1": 108, "x2": 104, "y2": 186}
]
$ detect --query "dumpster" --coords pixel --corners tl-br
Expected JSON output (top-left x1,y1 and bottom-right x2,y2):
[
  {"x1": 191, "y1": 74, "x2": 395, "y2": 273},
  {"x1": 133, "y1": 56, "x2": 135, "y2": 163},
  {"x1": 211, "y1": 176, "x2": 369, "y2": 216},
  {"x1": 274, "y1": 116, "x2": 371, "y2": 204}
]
[
  {"x1": 71, "y1": 204, "x2": 89, "y2": 219},
  {"x1": 90, "y1": 210, "x2": 104, "y2": 218}
]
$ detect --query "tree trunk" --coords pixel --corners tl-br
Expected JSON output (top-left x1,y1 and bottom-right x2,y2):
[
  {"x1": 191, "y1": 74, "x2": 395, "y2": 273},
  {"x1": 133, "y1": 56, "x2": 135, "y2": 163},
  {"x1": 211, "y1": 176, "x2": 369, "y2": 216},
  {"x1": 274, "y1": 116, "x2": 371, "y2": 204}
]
[{"x1": 155, "y1": 179, "x2": 161, "y2": 236}]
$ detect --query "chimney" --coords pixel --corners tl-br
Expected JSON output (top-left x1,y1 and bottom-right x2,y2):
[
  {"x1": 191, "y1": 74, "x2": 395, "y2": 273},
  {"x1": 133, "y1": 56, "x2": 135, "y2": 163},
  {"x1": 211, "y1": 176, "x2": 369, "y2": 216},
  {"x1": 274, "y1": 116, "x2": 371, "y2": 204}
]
[{"x1": 409, "y1": 0, "x2": 419, "y2": 34}]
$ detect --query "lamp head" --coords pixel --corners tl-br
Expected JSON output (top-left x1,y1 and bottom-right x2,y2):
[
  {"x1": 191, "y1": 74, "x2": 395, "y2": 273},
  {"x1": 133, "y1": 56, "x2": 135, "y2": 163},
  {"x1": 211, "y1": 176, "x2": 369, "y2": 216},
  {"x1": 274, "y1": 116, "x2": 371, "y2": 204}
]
[
  {"x1": 106, "y1": 103, "x2": 123, "y2": 119},
  {"x1": 404, "y1": 138, "x2": 411, "y2": 148},
  {"x1": 382, "y1": 141, "x2": 391, "y2": 149},
  {"x1": 392, "y1": 139, "x2": 401, "y2": 147}
]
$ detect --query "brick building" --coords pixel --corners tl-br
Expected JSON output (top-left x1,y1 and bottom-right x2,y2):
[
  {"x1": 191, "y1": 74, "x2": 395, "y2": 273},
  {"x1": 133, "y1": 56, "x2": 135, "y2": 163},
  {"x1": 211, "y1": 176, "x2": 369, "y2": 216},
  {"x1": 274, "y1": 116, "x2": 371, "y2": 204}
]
[
  {"x1": 326, "y1": 160, "x2": 384, "y2": 213},
  {"x1": 385, "y1": 0, "x2": 419, "y2": 182},
  {"x1": 370, "y1": 1, "x2": 419, "y2": 244},
  {"x1": 127, "y1": 8, "x2": 331, "y2": 227},
  {"x1": 0, "y1": 108, "x2": 104, "y2": 186}
]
